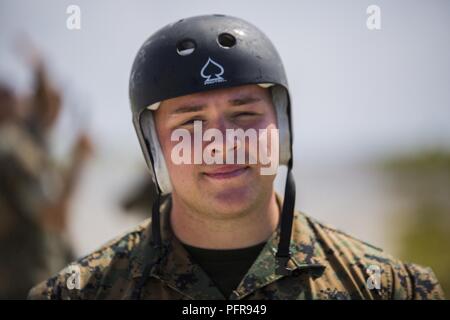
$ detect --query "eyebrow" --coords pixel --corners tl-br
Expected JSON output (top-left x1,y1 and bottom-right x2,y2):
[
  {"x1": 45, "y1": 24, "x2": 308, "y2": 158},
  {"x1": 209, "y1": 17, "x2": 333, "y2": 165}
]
[
  {"x1": 170, "y1": 95, "x2": 262, "y2": 114},
  {"x1": 229, "y1": 96, "x2": 261, "y2": 106},
  {"x1": 171, "y1": 104, "x2": 206, "y2": 114}
]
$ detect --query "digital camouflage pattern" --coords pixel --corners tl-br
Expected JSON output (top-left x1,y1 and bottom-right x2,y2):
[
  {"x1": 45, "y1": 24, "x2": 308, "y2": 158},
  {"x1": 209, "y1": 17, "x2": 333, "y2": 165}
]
[{"x1": 28, "y1": 195, "x2": 445, "y2": 300}]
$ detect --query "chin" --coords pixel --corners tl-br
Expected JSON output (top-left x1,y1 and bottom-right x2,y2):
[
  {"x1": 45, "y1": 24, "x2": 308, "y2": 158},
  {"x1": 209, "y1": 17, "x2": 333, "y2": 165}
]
[{"x1": 206, "y1": 186, "x2": 257, "y2": 216}]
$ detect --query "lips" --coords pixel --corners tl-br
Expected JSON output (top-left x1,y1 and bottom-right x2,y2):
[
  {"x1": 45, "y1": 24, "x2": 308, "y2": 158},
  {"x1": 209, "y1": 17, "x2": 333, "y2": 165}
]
[{"x1": 203, "y1": 165, "x2": 249, "y2": 180}]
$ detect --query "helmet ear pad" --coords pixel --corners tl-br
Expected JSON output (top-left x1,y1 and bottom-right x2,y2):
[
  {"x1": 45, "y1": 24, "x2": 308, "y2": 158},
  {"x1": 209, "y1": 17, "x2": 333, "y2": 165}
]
[
  {"x1": 136, "y1": 84, "x2": 292, "y2": 196},
  {"x1": 137, "y1": 110, "x2": 173, "y2": 195},
  {"x1": 270, "y1": 85, "x2": 292, "y2": 166}
]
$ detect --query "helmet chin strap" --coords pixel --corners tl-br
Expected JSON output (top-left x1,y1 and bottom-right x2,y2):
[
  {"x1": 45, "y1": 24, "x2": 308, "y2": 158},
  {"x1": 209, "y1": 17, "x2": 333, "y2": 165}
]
[
  {"x1": 275, "y1": 161, "x2": 296, "y2": 275},
  {"x1": 151, "y1": 192, "x2": 162, "y2": 248}
]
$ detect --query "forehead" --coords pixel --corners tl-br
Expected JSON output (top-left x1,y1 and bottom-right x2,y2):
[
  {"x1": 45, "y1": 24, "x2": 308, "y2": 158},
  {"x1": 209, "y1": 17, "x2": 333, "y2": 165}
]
[{"x1": 159, "y1": 84, "x2": 270, "y2": 109}]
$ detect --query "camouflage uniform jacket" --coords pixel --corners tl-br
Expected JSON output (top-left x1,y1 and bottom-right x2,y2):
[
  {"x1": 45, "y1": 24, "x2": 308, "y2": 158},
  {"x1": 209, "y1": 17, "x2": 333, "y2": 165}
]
[{"x1": 28, "y1": 195, "x2": 445, "y2": 300}]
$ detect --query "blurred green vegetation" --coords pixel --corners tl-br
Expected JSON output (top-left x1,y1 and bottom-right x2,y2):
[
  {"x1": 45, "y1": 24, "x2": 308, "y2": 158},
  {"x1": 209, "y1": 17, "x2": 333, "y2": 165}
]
[{"x1": 381, "y1": 149, "x2": 450, "y2": 297}]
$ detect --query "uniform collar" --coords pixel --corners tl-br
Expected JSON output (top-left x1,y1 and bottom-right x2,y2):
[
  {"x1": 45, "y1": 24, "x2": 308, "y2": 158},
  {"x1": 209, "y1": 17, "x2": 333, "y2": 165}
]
[
  {"x1": 130, "y1": 194, "x2": 326, "y2": 300},
  {"x1": 230, "y1": 194, "x2": 326, "y2": 299}
]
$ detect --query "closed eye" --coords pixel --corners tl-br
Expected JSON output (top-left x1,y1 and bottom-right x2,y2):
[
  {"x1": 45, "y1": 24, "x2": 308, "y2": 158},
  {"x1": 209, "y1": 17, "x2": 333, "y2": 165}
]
[{"x1": 233, "y1": 112, "x2": 260, "y2": 118}]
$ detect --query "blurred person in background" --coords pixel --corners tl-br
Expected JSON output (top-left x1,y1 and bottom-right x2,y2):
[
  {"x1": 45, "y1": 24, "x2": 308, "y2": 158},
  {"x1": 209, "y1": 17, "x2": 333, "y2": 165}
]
[{"x1": 0, "y1": 48, "x2": 93, "y2": 299}]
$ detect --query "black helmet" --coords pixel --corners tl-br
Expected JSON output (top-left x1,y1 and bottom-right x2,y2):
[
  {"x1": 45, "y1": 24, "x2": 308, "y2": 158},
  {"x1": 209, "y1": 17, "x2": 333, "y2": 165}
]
[{"x1": 129, "y1": 14, "x2": 296, "y2": 287}]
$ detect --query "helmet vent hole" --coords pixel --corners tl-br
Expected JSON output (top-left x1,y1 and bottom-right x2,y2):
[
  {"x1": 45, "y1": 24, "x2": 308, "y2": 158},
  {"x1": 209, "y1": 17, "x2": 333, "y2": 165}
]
[
  {"x1": 176, "y1": 39, "x2": 196, "y2": 56},
  {"x1": 217, "y1": 33, "x2": 236, "y2": 49}
]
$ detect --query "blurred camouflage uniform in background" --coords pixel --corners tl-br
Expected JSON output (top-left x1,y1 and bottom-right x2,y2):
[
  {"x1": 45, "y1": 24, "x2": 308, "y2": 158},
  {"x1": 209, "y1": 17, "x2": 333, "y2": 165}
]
[{"x1": 0, "y1": 55, "x2": 92, "y2": 299}]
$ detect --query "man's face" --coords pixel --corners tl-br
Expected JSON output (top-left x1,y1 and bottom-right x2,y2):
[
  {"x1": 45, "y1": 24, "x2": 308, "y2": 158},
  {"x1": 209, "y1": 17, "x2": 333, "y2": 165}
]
[{"x1": 154, "y1": 84, "x2": 278, "y2": 219}]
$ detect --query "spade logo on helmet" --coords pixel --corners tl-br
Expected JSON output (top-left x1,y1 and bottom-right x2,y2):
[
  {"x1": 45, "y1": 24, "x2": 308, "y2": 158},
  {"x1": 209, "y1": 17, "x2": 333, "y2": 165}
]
[{"x1": 200, "y1": 57, "x2": 227, "y2": 85}]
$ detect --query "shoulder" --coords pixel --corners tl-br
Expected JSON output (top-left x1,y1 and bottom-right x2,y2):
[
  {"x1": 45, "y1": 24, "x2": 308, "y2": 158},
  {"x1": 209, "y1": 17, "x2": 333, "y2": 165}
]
[
  {"x1": 28, "y1": 219, "x2": 150, "y2": 300},
  {"x1": 301, "y1": 212, "x2": 445, "y2": 300}
]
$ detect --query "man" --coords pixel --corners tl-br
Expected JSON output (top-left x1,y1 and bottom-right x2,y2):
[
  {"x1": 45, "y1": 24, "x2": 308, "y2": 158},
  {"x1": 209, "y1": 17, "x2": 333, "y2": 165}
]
[{"x1": 29, "y1": 14, "x2": 444, "y2": 300}]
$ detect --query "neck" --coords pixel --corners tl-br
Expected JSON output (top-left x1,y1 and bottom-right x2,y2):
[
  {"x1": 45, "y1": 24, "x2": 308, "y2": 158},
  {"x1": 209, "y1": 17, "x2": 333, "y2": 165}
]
[{"x1": 170, "y1": 191, "x2": 280, "y2": 250}]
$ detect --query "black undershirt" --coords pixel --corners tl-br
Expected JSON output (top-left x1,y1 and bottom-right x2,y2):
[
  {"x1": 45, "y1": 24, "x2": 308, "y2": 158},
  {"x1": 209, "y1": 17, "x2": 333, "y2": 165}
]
[{"x1": 182, "y1": 241, "x2": 267, "y2": 298}]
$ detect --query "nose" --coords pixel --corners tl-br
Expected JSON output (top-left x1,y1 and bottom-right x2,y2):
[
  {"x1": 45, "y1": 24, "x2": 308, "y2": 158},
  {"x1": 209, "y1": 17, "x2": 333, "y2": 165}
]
[{"x1": 202, "y1": 117, "x2": 240, "y2": 163}]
